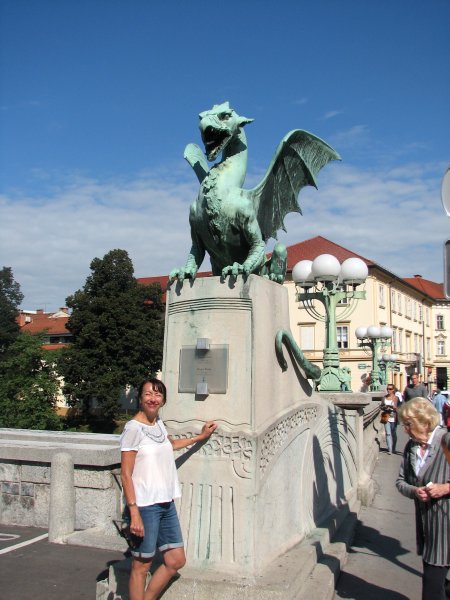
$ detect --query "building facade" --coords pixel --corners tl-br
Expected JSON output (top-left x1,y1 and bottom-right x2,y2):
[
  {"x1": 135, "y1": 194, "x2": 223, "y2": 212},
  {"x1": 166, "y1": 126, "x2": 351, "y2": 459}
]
[{"x1": 283, "y1": 236, "x2": 449, "y2": 394}]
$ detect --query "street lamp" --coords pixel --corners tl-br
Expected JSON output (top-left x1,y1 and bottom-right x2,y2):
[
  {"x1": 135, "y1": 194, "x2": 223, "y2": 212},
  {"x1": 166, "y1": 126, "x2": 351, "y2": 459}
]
[
  {"x1": 293, "y1": 254, "x2": 368, "y2": 392},
  {"x1": 355, "y1": 325, "x2": 393, "y2": 391},
  {"x1": 378, "y1": 353, "x2": 397, "y2": 386}
]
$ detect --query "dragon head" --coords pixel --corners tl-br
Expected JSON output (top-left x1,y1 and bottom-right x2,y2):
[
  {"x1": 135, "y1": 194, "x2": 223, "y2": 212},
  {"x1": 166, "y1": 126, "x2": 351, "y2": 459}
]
[{"x1": 199, "y1": 101, "x2": 254, "y2": 162}]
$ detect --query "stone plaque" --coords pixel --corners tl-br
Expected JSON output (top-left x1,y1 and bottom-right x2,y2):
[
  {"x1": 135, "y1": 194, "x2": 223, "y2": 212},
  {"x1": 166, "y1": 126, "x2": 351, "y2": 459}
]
[{"x1": 179, "y1": 345, "x2": 228, "y2": 393}]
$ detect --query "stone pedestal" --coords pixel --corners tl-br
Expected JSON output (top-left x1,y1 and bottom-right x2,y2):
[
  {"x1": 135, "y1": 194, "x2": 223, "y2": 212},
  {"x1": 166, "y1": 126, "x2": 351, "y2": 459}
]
[{"x1": 161, "y1": 276, "x2": 356, "y2": 576}]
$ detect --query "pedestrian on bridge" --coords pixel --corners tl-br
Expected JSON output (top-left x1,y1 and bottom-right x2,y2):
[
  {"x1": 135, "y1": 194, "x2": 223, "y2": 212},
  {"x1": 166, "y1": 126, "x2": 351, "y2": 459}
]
[{"x1": 396, "y1": 397, "x2": 450, "y2": 600}]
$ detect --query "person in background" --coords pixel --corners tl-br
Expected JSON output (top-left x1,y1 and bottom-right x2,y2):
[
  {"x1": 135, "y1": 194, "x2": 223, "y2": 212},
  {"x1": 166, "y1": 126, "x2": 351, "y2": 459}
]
[
  {"x1": 442, "y1": 396, "x2": 450, "y2": 432},
  {"x1": 403, "y1": 373, "x2": 428, "y2": 403},
  {"x1": 381, "y1": 385, "x2": 399, "y2": 454},
  {"x1": 396, "y1": 398, "x2": 450, "y2": 600},
  {"x1": 432, "y1": 389, "x2": 447, "y2": 425},
  {"x1": 121, "y1": 378, "x2": 217, "y2": 600},
  {"x1": 394, "y1": 385, "x2": 403, "y2": 407}
]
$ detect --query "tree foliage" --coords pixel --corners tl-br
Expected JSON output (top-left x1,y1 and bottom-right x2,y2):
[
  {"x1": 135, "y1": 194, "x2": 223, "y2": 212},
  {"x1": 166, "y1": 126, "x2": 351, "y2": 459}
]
[
  {"x1": 0, "y1": 332, "x2": 62, "y2": 430},
  {"x1": 58, "y1": 249, "x2": 164, "y2": 423},
  {"x1": 0, "y1": 266, "x2": 24, "y2": 355}
]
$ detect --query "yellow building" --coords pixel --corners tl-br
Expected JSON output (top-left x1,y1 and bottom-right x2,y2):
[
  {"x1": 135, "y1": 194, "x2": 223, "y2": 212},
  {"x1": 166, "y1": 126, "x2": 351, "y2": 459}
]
[{"x1": 284, "y1": 236, "x2": 449, "y2": 394}]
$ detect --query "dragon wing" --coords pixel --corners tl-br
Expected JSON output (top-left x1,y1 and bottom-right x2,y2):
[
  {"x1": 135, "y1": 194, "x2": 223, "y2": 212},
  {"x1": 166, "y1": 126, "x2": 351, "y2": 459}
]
[
  {"x1": 247, "y1": 130, "x2": 340, "y2": 242},
  {"x1": 184, "y1": 143, "x2": 209, "y2": 183}
]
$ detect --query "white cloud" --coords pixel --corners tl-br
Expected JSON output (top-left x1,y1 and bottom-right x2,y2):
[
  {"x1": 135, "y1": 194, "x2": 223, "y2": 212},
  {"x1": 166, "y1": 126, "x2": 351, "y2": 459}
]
[
  {"x1": 0, "y1": 173, "x2": 198, "y2": 311},
  {"x1": 322, "y1": 110, "x2": 343, "y2": 120},
  {"x1": 329, "y1": 125, "x2": 370, "y2": 149},
  {"x1": 271, "y1": 161, "x2": 447, "y2": 283},
  {"x1": 1, "y1": 160, "x2": 447, "y2": 312}
]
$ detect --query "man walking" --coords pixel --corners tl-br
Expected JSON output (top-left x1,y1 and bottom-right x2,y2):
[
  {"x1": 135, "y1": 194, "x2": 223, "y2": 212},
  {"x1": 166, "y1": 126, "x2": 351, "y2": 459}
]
[{"x1": 403, "y1": 373, "x2": 428, "y2": 402}]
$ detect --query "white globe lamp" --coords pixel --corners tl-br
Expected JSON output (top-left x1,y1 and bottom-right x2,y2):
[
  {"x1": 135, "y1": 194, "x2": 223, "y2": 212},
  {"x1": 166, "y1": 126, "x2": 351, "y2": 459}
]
[
  {"x1": 292, "y1": 260, "x2": 314, "y2": 287},
  {"x1": 355, "y1": 326, "x2": 368, "y2": 339},
  {"x1": 311, "y1": 254, "x2": 341, "y2": 282},
  {"x1": 380, "y1": 326, "x2": 393, "y2": 339},
  {"x1": 340, "y1": 257, "x2": 368, "y2": 285},
  {"x1": 367, "y1": 325, "x2": 381, "y2": 338}
]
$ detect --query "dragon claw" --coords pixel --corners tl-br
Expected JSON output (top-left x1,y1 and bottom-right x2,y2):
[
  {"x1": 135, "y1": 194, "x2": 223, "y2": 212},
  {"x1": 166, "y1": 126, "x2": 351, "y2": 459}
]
[
  {"x1": 169, "y1": 267, "x2": 197, "y2": 283},
  {"x1": 222, "y1": 263, "x2": 245, "y2": 278}
]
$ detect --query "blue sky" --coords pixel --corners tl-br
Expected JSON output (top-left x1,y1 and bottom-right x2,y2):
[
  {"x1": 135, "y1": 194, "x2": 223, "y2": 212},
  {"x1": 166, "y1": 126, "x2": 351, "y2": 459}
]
[{"x1": 1, "y1": 0, "x2": 449, "y2": 311}]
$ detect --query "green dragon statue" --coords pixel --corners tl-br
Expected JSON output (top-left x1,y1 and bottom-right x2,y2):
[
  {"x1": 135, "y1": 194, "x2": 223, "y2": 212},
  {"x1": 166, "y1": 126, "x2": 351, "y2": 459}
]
[{"x1": 169, "y1": 102, "x2": 340, "y2": 284}]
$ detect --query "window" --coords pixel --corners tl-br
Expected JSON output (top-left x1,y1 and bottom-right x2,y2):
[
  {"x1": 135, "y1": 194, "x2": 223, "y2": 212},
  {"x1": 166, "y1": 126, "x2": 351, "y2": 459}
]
[
  {"x1": 437, "y1": 339, "x2": 446, "y2": 356},
  {"x1": 398, "y1": 329, "x2": 403, "y2": 352},
  {"x1": 414, "y1": 334, "x2": 419, "y2": 353},
  {"x1": 336, "y1": 326, "x2": 349, "y2": 349},
  {"x1": 419, "y1": 304, "x2": 423, "y2": 323},
  {"x1": 413, "y1": 302, "x2": 417, "y2": 321},
  {"x1": 426, "y1": 338, "x2": 431, "y2": 360},
  {"x1": 405, "y1": 333, "x2": 411, "y2": 353},
  {"x1": 437, "y1": 314, "x2": 445, "y2": 330},
  {"x1": 379, "y1": 285, "x2": 385, "y2": 307},
  {"x1": 392, "y1": 328, "x2": 397, "y2": 352},
  {"x1": 398, "y1": 293, "x2": 402, "y2": 315},
  {"x1": 426, "y1": 308, "x2": 430, "y2": 326},
  {"x1": 406, "y1": 298, "x2": 412, "y2": 319},
  {"x1": 391, "y1": 289, "x2": 396, "y2": 312},
  {"x1": 300, "y1": 325, "x2": 315, "y2": 350}
]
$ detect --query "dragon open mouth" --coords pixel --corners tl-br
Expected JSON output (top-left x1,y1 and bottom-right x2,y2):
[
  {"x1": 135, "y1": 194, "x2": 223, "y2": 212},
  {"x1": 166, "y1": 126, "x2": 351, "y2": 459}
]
[{"x1": 202, "y1": 126, "x2": 231, "y2": 161}]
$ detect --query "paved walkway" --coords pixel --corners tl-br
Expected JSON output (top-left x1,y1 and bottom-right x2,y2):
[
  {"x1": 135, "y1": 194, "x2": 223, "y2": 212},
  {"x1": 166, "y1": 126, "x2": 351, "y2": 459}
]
[
  {"x1": 0, "y1": 525, "x2": 125, "y2": 600},
  {"x1": 335, "y1": 427, "x2": 424, "y2": 600}
]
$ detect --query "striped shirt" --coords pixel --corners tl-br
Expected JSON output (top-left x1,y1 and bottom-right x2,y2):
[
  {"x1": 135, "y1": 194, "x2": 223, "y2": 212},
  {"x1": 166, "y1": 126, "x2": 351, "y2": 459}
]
[{"x1": 396, "y1": 428, "x2": 450, "y2": 566}]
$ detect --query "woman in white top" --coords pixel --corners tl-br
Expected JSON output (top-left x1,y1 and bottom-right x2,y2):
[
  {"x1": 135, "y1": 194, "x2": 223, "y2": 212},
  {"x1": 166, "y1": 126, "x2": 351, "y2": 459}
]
[
  {"x1": 121, "y1": 378, "x2": 217, "y2": 600},
  {"x1": 381, "y1": 385, "x2": 400, "y2": 454}
]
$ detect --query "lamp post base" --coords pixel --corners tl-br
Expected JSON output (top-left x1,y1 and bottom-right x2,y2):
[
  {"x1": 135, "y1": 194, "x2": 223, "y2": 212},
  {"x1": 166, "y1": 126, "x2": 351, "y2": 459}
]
[{"x1": 318, "y1": 365, "x2": 352, "y2": 392}]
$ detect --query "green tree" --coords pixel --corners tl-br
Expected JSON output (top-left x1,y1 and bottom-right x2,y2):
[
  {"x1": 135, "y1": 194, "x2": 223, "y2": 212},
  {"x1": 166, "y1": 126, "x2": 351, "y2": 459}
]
[
  {"x1": 0, "y1": 267, "x2": 24, "y2": 356},
  {"x1": 0, "y1": 332, "x2": 62, "y2": 430},
  {"x1": 58, "y1": 249, "x2": 164, "y2": 426}
]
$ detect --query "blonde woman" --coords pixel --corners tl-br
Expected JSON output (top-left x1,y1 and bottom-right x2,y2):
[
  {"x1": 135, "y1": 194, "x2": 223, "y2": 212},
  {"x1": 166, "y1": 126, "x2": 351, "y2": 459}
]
[{"x1": 396, "y1": 398, "x2": 450, "y2": 600}]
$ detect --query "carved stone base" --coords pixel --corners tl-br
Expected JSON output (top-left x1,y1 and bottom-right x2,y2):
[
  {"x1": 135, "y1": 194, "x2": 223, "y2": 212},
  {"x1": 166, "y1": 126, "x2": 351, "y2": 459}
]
[{"x1": 160, "y1": 276, "x2": 365, "y2": 576}]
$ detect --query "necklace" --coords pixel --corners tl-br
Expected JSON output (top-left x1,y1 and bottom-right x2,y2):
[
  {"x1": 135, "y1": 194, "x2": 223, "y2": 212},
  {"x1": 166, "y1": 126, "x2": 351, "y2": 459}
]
[{"x1": 141, "y1": 419, "x2": 166, "y2": 444}]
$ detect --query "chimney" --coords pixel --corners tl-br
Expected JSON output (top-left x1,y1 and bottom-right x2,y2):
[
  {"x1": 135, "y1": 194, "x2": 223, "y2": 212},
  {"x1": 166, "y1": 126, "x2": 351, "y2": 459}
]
[
  {"x1": 59, "y1": 307, "x2": 69, "y2": 314},
  {"x1": 36, "y1": 309, "x2": 44, "y2": 314},
  {"x1": 413, "y1": 274, "x2": 422, "y2": 278}
]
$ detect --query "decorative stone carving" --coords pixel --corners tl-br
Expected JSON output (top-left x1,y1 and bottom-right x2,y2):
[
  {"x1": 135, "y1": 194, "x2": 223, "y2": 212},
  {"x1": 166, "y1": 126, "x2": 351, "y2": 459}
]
[
  {"x1": 260, "y1": 406, "x2": 319, "y2": 476},
  {"x1": 172, "y1": 431, "x2": 254, "y2": 478}
]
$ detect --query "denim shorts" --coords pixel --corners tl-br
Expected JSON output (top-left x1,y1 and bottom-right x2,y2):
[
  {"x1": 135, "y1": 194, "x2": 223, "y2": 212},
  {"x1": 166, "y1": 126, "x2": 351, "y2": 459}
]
[{"x1": 131, "y1": 501, "x2": 184, "y2": 559}]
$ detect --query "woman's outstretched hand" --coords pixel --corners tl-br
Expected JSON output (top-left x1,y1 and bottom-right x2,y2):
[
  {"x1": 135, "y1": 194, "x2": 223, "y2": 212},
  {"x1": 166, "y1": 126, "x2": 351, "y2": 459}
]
[{"x1": 200, "y1": 421, "x2": 217, "y2": 440}]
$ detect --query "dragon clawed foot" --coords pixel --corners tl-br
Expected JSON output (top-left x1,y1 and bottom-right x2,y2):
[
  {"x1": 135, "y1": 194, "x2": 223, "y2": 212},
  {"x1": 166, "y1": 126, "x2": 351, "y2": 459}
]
[
  {"x1": 169, "y1": 267, "x2": 198, "y2": 284},
  {"x1": 268, "y1": 272, "x2": 284, "y2": 284},
  {"x1": 221, "y1": 263, "x2": 251, "y2": 279}
]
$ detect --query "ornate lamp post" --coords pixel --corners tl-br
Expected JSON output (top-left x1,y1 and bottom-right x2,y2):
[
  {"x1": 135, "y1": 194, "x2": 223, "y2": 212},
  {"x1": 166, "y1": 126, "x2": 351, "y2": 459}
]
[
  {"x1": 378, "y1": 353, "x2": 397, "y2": 386},
  {"x1": 293, "y1": 254, "x2": 368, "y2": 392},
  {"x1": 355, "y1": 326, "x2": 393, "y2": 391}
]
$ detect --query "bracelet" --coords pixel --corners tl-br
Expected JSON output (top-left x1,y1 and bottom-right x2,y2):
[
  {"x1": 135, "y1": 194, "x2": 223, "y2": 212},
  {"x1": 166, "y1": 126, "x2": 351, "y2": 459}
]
[{"x1": 128, "y1": 501, "x2": 137, "y2": 507}]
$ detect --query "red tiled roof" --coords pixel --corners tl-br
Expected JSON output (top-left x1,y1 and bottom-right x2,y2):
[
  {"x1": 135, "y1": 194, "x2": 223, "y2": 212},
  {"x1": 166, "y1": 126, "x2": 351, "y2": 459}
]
[
  {"x1": 403, "y1": 276, "x2": 445, "y2": 300},
  {"x1": 20, "y1": 313, "x2": 70, "y2": 335},
  {"x1": 285, "y1": 236, "x2": 376, "y2": 271}
]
